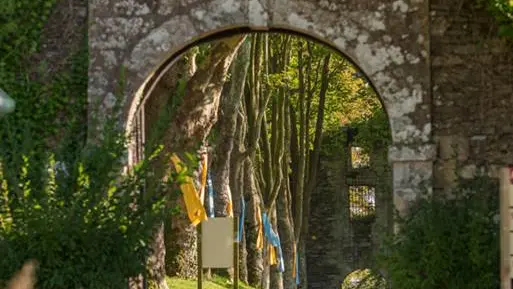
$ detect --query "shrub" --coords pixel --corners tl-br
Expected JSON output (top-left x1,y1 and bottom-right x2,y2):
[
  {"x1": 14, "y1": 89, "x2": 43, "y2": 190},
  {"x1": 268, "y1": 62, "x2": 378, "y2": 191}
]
[
  {"x1": 0, "y1": 91, "x2": 179, "y2": 288},
  {"x1": 379, "y1": 173, "x2": 500, "y2": 289}
]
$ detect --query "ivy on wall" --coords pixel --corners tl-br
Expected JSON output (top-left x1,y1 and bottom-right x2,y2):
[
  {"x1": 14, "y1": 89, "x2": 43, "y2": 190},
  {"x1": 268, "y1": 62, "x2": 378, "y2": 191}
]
[
  {"x1": 0, "y1": 2, "x2": 175, "y2": 288},
  {"x1": 478, "y1": 0, "x2": 513, "y2": 39},
  {"x1": 0, "y1": 0, "x2": 87, "y2": 152}
]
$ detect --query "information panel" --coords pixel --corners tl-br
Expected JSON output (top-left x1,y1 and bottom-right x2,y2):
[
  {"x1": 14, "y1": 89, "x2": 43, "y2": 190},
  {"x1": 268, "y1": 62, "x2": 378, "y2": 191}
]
[{"x1": 201, "y1": 217, "x2": 234, "y2": 269}]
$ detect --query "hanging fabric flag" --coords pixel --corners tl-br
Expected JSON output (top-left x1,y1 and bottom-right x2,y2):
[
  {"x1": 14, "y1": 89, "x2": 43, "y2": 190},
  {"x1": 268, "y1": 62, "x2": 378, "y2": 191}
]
[
  {"x1": 293, "y1": 243, "x2": 300, "y2": 284},
  {"x1": 276, "y1": 241, "x2": 285, "y2": 273},
  {"x1": 199, "y1": 153, "x2": 208, "y2": 205},
  {"x1": 226, "y1": 189, "x2": 234, "y2": 217},
  {"x1": 170, "y1": 153, "x2": 208, "y2": 226},
  {"x1": 207, "y1": 170, "x2": 215, "y2": 218},
  {"x1": 262, "y1": 213, "x2": 272, "y2": 240},
  {"x1": 256, "y1": 206, "x2": 264, "y2": 250},
  {"x1": 261, "y1": 212, "x2": 285, "y2": 272},
  {"x1": 269, "y1": 244, "x2": 278, "y2": 265},
  {"x1": 237, "y1": 198, "x2": 245, "y2": 242},
  {"x1": 293, "y1": 244, "x2": 297, "y2": 278}
]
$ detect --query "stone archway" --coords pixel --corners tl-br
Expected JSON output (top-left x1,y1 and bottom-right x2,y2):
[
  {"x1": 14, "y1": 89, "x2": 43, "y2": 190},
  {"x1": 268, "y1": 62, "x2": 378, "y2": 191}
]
[{"x1": 88, "y1": 0, "x2": 435, "y2": 215}]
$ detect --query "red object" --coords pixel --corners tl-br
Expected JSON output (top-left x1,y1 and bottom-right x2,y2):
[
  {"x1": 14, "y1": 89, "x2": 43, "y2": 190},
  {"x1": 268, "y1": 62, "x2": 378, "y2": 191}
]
[{"x1": 510, "y1": 166, "x2": 513, "y2": 184}]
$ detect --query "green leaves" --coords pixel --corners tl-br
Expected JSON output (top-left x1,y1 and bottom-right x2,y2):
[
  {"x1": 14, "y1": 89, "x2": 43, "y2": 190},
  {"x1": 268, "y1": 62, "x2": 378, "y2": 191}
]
[
  {"x1": 0, "y1": 101, "x2": 175, "y2": 288},
  {"x1": 477, "y1": 0, "x2": 513, "y2": 40},
  {"x1": 379, "y1": 174, "x2": 500, "y2": 289},
  {"x1": 0, "y1": 16, "x2": 173, "y2": 286}
]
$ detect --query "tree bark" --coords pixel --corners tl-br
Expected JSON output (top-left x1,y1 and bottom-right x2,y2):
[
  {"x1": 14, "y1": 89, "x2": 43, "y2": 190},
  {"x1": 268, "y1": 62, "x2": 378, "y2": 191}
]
[
  {"x1": 212, "y1": 39, "x2": 250, "y2": 218},
  {"x1": 294, "y1": 41, "x2": 307, "y2": 243},
  {"x1": 148, "y1": 35, "x2": 246, "y2": 287},
  {"x1": 270, "y1": 207, "x2": 284, "y2": 289},
  {"x1": 231, "y1": 102, "x2": 249, "y2": 283},
  {"x1": 279, "y1": 92, "x2": 297, "y2": 289},
  {"x1": 277, "y1": 178, "x2": 295, "y2": 289},
  {"x1": 244, "y1": 158, "x2": 264, "y2": 286},
  {"x1": 209, "y1": 39, "x2": 250, "y2": 282},
  {"x1": 299, "y1": 53, "x2": 331, "y2": 289}
]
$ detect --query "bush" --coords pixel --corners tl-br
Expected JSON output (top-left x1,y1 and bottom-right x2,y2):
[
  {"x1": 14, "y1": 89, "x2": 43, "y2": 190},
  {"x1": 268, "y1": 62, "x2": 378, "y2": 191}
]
[
  {"x1": 0, "y1": 1, "x2": 190, "y2": 288},
  {"x1": 0, "y1": 92, "x2": 178, "y2": 288},
  {"x1": 341, "y1": 269, "x2": 387, "y2": 289},
  {"x1": 379, "y1": 173, "x2": 500, "y2": 289}
]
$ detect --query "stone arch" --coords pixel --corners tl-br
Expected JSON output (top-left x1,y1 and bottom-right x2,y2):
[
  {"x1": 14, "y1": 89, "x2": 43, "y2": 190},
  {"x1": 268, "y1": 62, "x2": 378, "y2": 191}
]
[{"x1": 88, "y1": 0, "x2": 435, "y2": 214}]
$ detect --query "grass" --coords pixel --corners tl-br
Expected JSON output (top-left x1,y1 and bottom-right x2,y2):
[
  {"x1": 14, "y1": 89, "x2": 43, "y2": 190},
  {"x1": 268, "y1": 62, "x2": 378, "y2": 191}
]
[{"x1": 167, "y1": 275, "x2": 256, "y2": 289}]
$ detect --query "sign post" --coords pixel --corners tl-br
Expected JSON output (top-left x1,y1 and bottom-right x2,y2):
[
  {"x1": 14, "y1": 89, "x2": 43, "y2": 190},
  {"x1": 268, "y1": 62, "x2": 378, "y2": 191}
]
[
  {"x1": 233, "y1": 216, "x2": 239, "y2": 289},
  {"x1": 197, "y1": 224, "x2": 203, "y2": 289},
  {"x1": 500, "y1": 166, "x2": 513, "y2": 289}
]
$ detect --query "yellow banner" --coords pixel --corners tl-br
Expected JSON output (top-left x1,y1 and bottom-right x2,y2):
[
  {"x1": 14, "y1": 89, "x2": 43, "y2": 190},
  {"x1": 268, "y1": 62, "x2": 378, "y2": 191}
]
[{"x1": 170, "y1": 153, "x2": 207, "y2": 226}]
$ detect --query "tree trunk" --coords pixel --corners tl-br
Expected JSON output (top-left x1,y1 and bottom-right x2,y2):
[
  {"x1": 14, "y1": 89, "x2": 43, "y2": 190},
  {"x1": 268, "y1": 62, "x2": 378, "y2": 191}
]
[
  {"x1": 270, "y1": 208, "x2": 284, "y2": 289},
  {"x1": 277, "y1": 186, "x2": 296, "y2": 289},
  {"x1": 143, "y1": 52, "x2": 188, "y2": 289},
  {"x1": 232, "y1": 104, "x2": 249, "y2": 283},
  {"x1": 298, "y1": 238, "x2": 308, "y2": 289},
  {"x1": 294, "y1": 41, "x2": 307, "y2": 242},
  {"x1": 212, "y1": 39, "x2": 250, "y2": 218},
  {"x1": 147, "y1": 223, "x2": 169, "y2": 289},
  {"x1": 244, "y1": 157, "x2": 264, "y2": 286},
  {"x1": 299, "y1": 53, "x2": 331, "y2": 289},
  {"x1": 279, "y1": 92, "x2": 296, "y2": 289},
  {"x1": 147, "y1": 35, "x2": 246, "y2": 287}
]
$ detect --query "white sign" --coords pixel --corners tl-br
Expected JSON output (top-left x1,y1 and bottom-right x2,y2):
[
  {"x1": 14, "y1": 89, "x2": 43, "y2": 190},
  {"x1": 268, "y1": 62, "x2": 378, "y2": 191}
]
[{"x1": 201, "y1": 217, "x2": 234, "y2": 268}]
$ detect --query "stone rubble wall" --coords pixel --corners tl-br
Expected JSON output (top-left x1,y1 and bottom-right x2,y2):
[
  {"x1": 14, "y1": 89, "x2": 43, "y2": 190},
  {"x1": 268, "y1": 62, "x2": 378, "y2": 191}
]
[{"x1": 431, "y1": 0, "x2": 513, "y2": 189}]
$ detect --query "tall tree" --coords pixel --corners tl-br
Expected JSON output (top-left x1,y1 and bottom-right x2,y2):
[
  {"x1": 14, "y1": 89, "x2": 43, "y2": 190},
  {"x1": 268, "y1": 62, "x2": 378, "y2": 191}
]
[
  {"x1": 144, "y1": 35, "x2": 246, "y2": 288},
  {"x1": 211, "y1": 39, "x2": 250, "y2": 219},
  {"x1": 210, "y1": 37, "x2": 251, "y2": 282},
  {"x1": 298, "y1": 53, "x2": 331, "y2": 288}
]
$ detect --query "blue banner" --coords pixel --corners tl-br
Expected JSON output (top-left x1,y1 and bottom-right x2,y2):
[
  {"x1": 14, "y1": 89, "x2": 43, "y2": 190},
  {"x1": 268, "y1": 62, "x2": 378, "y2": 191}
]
[
  {"x1": 237, "y1": 198, "x2": 245, "y2": 242},
  {"x1": 207, "y1": 171, "x2": 215, "y2": 218}
]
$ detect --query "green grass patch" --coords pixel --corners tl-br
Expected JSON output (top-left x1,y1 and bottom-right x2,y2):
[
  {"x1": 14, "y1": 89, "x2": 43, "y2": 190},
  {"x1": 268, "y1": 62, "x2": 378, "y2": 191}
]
[{"x1": 167, "y1": 276, "x2": 255, "y2": 289}]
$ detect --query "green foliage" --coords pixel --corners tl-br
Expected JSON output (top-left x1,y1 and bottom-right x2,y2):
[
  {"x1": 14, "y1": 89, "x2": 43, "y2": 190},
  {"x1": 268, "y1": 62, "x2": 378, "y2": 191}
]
[
  {"x1": 168, "y1": 276, "x2": 256, "y2": 289},
  {"x1": 379, "y1": 173, "x2": 499, "y2": 289},
  {"x1": 0, "y1": 0, "x2": 87, "y2": 152},
  {"x1": 320, "y1": 106, "x2": 390, "y2": 157},
  {"x1": 0, "y1": 0, "x2": 55, "y2": 59},
  {"x1": 267, "y1": 34, "x2": 385, "y2": 153},
  {"x1": 352, "y1": 108, "x2": 391, "y2": 152},
  {"x1": 321, "y1": 127, "x2": 347, "y2": 156},
  {"x1": 0, "y1": 2, "x2": 184, "y2": 288},
  {"x1": 477, "y1": 0, "x2": 513, "y2": 39},
  {"x1": 341, "y1": 269, "x2": 386, "y2": 289},
  {"x1": 0, "y1": 85, "x2": 182, "y2": 288}
]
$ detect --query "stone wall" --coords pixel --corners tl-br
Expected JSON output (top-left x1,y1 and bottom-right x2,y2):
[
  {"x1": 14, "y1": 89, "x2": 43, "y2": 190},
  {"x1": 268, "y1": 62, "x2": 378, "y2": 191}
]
[
  {"x1": 306, "y1": 152, "x2": 347, "y2": 289},
  {"x1": 39, "y1": 0, "x2": 511, "y2": 211},
  {"x1": 32, "y1": 0, "x2": 88, "y2": 81},
  {"x1": 88, "y1": 0, "x2": 436, "y2": 217},
  {"x1": 431, "y1": 0, "x2": 513, "y2": 189},
  {"x1": 306, "y1": 144, "x2": 393, "y2": 288},
  {"x1": 28, "y1": 0, "x2": 513, "y2": 286}
]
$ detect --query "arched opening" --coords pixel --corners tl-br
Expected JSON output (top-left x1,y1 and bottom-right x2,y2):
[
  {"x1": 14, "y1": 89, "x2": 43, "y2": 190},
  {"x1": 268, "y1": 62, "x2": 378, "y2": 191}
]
[
  {"x1": 125, "y1": 28, "x2": 394, "y2": 289},
  {"x1": 341, "y1": 269, "x2": 387, "y2": 289}
]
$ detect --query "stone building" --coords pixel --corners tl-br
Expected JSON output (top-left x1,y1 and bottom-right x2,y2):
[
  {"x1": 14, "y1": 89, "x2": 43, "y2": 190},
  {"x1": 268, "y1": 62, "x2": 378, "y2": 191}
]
[
  {"x1": 36, "y1": 0, "x2": 513, "y2": 219},
  {"x1": 307, "y1": 128, "x2": 393, "y2": 288},
  {"x1": 83, "y1": 0, "x2": 513, "y2": 215},
  {"x1": 34, "y1": 0, "x2": 512, "y2": 287}
]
